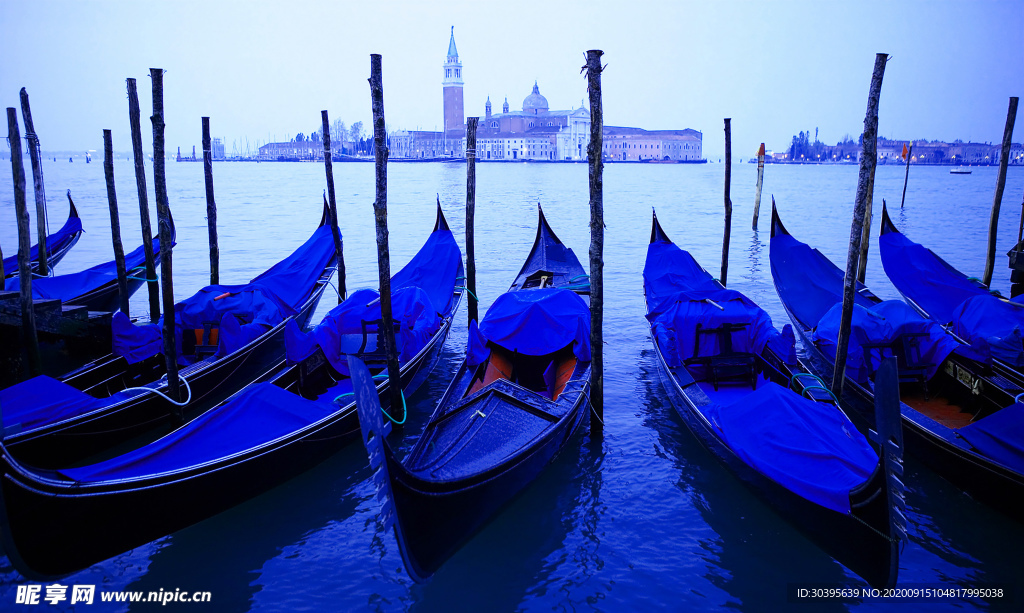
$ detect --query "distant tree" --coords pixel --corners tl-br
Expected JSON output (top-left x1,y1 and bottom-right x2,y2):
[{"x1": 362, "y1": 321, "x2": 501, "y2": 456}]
[
  {"x1": 294, "y1": 132, "x2": 305, "y2": 142},
  {"x1": 350, "y1": 122, "x2": 364, "y2": 148},
  {"x1": 311, "y1": 130, "x2": 321, "y2": 143}
]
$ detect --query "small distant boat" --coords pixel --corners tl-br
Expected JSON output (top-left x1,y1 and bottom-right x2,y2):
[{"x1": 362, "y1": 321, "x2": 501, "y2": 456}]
[
  {"x1": 950, "y1": 167, "x2": 971, "y2": 174},
  {"x1": 354, "y1": 205, "x2": 592, "y2": 581}
]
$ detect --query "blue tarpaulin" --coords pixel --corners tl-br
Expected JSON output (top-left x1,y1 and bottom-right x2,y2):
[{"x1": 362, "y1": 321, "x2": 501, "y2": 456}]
[
  {"x1": 0, "y1": 376, "x2": 106, "y2": 431},
  {"x1": 2, "y1": 209, "x2": 82, "y2": 275},
  {"x1": 951, "y1": 294, "x2": 1024, "y2": 367},
  {"x1": 644, "y1": 238, "x2": 794, "y2": 366},
  {"x1": 708, "y1": 382, "x2": 877, "y2": 514},
  {"x1": 60, "y1": 383, "x2": 333, "y2": 482},
  {"x1": 959, "y1": 403, "x2": 1024, "y2": 474},
  {"x1": 284, "y1": 225, "x2": 461, "y2": 374},
  {"x1": 770, "y1": 231, "x2": 875, "y2": 328},
  {"x1": 468, "y1": 288, "x2": 591, "y2": 366},
  {"x1": 811, "y1": 300, "x2": 967, "y2": 384},
  {"x1": 878, "y1": 227, "x2": 987, "y2": 324},
  {"x1": 3, "y1": 237, "x2": 166, "y2": 302},
  {"x1": 113, "y1": 225, "x2": 336, "y2": 364}
]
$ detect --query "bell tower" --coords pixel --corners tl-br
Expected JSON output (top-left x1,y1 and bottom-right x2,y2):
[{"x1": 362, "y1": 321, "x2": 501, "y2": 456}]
[{"x1": 442, "y1": 26, "x2": 464, "y2": 136}]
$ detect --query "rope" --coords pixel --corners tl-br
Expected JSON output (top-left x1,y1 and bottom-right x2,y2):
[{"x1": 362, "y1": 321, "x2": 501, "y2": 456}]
[
  {"x1": 1015, "y1": 392, "x2": 1024, "y2": 404},
  {"x1": 570, "y1": 274, "x2": 590, "y2": 282},
  {"x1": 380, "y1": 389, "x2": 407, "y2": 425},
  {"x1": 127, "y1": 266, "x2": 159, "y2": 282},
  {"x1": 121, "y1": 372, "x2": 193, "y2": 407},
  {"x1": 455, "y1": 286, "x2": 479, "y2": 301},
  {"x1": 800, "y1": 384, "x2": 839, "y2": 404},
  {"x1": 332, "y1": 374, "x2": 389, "y2": 404}
]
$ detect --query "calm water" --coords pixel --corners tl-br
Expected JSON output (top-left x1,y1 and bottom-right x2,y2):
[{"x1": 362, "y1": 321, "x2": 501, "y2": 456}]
[{"x1": 1, "y1": 158, "x2": 1023, "y2": 612}]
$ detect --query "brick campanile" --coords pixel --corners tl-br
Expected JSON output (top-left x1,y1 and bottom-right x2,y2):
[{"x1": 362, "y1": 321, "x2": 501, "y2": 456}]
[{"x1": 442, "y1": 26, "x2": 464, "y2": 136}]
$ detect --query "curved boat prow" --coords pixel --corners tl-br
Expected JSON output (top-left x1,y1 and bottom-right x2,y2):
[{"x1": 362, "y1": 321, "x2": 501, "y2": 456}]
[
  {"x1": 851, "y1": 356, "x2": 907, "y2": 588},
  {"x1": 650, "y1": 209, "x2": 671, "y2": 244},
  {"x1": 66, "y1": 190, "x2": 80, "y2": 220},
  {"x1": 770, "y1": 197, "x2": 789, "y2": 238},
  {"x1": 433, "y1": 197, "x2": 451, "y2": 232},
  {"x1": 348, "y1": 355, "x2": 430, "y2": 582},
  {"x1": 879, "y1": 201, "x2": 899, "y2": 236}
]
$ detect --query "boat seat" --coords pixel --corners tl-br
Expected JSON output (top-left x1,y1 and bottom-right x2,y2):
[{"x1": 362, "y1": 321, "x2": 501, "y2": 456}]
[
  {"x1": 684, "y1": 322, "x2": 758, "y2": 391},
  {"x1": 466, "y1": 348, "x2": 513, "y2": 396},
  {"x1": 545, "y1": 355, "x2": 577, "y2": 401},
  {"x1": 354, "y1": 318, "x2": 402, "y2": 365},
  {"x1": 863, "y1": 333, "x2": 934, "y2": 398},
  {"x1": 191, "y1": 321, "x2": 220, "y2": 359}
]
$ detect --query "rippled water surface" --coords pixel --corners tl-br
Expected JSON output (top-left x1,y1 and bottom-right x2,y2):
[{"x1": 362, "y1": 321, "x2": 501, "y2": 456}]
[{"x1": 1, "y1": 159, "x2": 1023, "y2": 611}]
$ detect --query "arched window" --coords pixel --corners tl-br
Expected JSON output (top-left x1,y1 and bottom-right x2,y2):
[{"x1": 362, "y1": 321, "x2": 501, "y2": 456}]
[{"x1": 491, "y1": 122, "x2": 497, "y2": 128}]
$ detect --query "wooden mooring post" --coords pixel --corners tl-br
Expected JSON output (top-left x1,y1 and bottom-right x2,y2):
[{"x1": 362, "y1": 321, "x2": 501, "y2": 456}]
[
  {"x1": 20, "y1": 89, "x2": 49, "y2": 275},
  {"x1": 150, "y1": 68, "x2": 181, "y2": 406},
  {"x1": 752, "y1": 143, "x2": 765, "y2": 230},
  {"x1": 982, "y1": 96, "x2": 1018, "y2": 288},
  {"x1": 721, "y1": 118, "x2": 733, "y2": 285},
  {"x1": 321, "y1": 110, "x2": 345, "y2": 302},
  {"x1": 900, "y1": 144, "x2": 912, "y2": 209},
  {"x1": 466, "y1": 116, "x2": 479, "y2": 325},
  {"x1": 369, "y1": 54, "x2": 403, "y2": 414},
  {"x1": 202, "y1": 117, "x2": 219, "y2": 286},
  {"x1": 831, "y1": 53, "x2": 888, "y2": 399},
  {"x1": 103, "y1": 129, "x2": 130, "y2": 314},
  {"x1": 856, "y1": 183, "x2": 877, "y2": 286},
  {"x1": 127, "y1": 78, "x2": 161, "y2": 322},
  {"x1": 8, "y1": 107, "x2": 42, "y2": 376},
  {"x1": 586, "y1": 49, "x2": 605, "y2": 431}
]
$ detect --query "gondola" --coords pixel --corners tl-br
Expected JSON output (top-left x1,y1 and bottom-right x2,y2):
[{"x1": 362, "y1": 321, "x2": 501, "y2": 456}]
[
  {"x1": 0, "y1": 202, "x2": 338, "y2": 468},
  {"x1": 0, "y1": 219, "x2": 174, "y2": 388},
  {"x1": 770, "y1": 203, "x2": 1024, "y2": 521},
  {"x1": 644, "y1": 211, "x2": 905, "y2": 589},
  {"x1": 2, "y1": 194, "x2": 84, "y2": 279},
  {"x1": 353, "y1": 206, "x2": 592, "y2": 581},
  {"x1": 0, "y1": 204, "x2": 464, "y2": 578},
  {"x1": 878, "y1": 202, "x2": 1024, "y2": 387}
]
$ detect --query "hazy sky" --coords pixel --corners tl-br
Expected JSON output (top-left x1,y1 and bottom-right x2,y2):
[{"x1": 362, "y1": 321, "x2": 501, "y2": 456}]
[{"x1": 1, "y1": 0, "x2": 1021, "y2": 158}]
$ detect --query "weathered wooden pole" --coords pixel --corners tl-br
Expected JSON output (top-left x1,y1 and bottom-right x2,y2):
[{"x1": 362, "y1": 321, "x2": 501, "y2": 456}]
[
  {"x1": 751, "y1": 142, "x2": 765, "y2": 230},
  {"x1": 321, "y1": 110, "x2": 345, "y2": 302},
  {"x1": 8, "y1": 108, "x2": 41, "y2": 376},
  {"x1": 19, "y1": 89, "x2": 49, "y2": 275},
  {"x1": 721, "y1": 118, "x2": 733, "y2": 286},
  {"x1": 0, "y1": 237, "x2": 5, "y2": 279},
  {"x1": 586, "y1": 49, "x2": 605, "y2": 430},
  {"x1": 856, "y1": 183, "x2": 877, "y2": 286},
  {"x1": 900, "y1": 144, "x2": 912, "y2": 209},
  {"x1": 831, "y1": 53, "x2": 888, "y2": 398},
  {"x1": 465, "y1": 116, "x2": 479, "y2": 325},
  {"x1": 103, "y1": 129, "x2": 130, "y2": 314},
  {"x1": 150, "y1": 68, "x2": 181, "y2": 406},
  {"x1": 127, "y1": 78, "x2": 161, "y2": 323},
  {"x1": 369, "y1": 54, "x2": 403, "y2": 413},
  {"x1": 982, "y1": 96, "x2": 1019, "y2": 287},
  {"x1": 201, "y1": 117, "x2": 219, "y2": 286}
]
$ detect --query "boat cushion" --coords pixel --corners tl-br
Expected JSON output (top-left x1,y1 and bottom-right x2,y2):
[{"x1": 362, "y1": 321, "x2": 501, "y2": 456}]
[
  {"x1": 951, "y1": 294, "x2": 1024, "y2": 367},
  {"x1": 959, "y1": 402, "x2": 1024, "y2": 473},
  {"x1": 811, "y1": 300, "x2": 966, "y2": 384},
  {"x1": 708, "y1": 381, "x2": 877, "y2": 514},
  {"x1": 4, "y1": 236, "x2": 167, "y2": 301},
  {"x1": 474, "y1": 288, "x2": 591, "y2": 362},
  {"x1": 0, "y1": 375, "x2": 106, "y2": 432},
  {"x1": 646, "y1": 287, "x2": 785, "y2": 368},
  {"x1": 112, "y1": 224, "x2": 336, "y2": 364},
  {"x1": 60, "y1": 383, "x2": 332, "y2": 482},
  {"x1": 878, "y1": 227, "x2": 988, "y2": 325}
]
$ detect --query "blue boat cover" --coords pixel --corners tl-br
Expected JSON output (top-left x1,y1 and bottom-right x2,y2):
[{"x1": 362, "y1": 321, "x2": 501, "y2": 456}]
[
  {"x1": 878, "y1": 228, "x2": 987, "y2": 324},
  {"x1": 951, "y1": 294, "x2": 1024, "y2": 367},
  {"x1": 644, "y1": 239, "x2": 794, "y2": 366},
  {"x1": 770, "y1": 231, "x2": 874, "y2": 328},
  {"x1": 708, "y1": 382, "x2": 877, "y2": 514},
  {"x1": 2, "y1": 211, "x2": 82, "y2": 274},
  {"x1": 0, "y1": 375, "x2": 106, "y2": 431},
  {"x1": 284, "y1": 226, "x2": 461, "y2": 374},
  {"x1": 959, "y1": 403, "x2": 1024, "y2": 473},
  {"x1": 467, "y1": 288, "x2": 591, "y2": 366},
  {"x1": 113, "y1": 225, "x2": 336, "y2": 364},
  {"x1": 811, "y1": 300, "x2": 967, "y2": 384},
  {"x1": 4, "y1": 237, "x2": 166, "y2": 301},
  {"x1": 647, "y1": 287, "x2": 789, "y2": 368},
  {"x1": 60, "y1": 383, "x2": 333, "y2": 482}
]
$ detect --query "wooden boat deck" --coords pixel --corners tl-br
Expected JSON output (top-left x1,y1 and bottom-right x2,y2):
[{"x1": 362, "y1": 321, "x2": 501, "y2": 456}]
[{"x1": 902, "y1": 391, "x2": 975, "y2": 429}]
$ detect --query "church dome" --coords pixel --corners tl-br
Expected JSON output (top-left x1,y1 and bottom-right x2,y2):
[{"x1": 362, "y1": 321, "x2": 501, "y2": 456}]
[{"x1": 522, "y1": 81, "x2": 549, "y2": 114}]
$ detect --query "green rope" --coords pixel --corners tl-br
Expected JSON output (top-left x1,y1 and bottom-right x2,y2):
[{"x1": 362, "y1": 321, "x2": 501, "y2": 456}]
[
  {"x1": 332, "y1": 373, "x2": 388, "y2": 404},
  {"x1": 569, "y1": 274, "x2": 590, "y2": 282},
  {"x1": 455, "y1": 286, "x2": 480, "y2": 301},
  {"x1": 128, "y1": 266, "x2": 159, "y2": 282},
  {"x1": 800, "y1": 384, "x2": 839, "y2": 404},
  {"x1": 380, "y1": 389, "x2": 407, "y2": 425}
]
